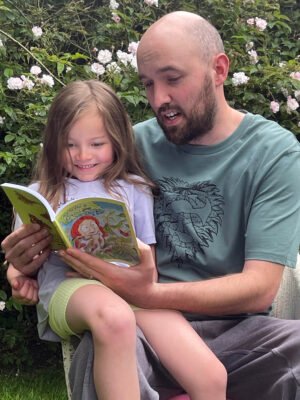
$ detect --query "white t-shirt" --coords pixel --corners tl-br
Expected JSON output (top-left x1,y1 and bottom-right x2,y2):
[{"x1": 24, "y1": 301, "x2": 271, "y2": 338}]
[{"x1": 33, "y1": 177, "x2": 156, "y2": 341}]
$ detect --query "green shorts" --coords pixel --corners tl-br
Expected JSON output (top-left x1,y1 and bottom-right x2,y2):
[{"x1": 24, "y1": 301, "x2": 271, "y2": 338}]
[{"x1": 48, "y1": 278, "x2": 103, "y2": 339}]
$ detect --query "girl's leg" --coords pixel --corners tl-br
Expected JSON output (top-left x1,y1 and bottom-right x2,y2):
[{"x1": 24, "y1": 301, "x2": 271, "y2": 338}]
[
  {"x1": 65, "y1": 283, "x2": 139, "y2": 400},
  {"x1": 135, "y1": 309, "x2": 227, "y2": 400}
]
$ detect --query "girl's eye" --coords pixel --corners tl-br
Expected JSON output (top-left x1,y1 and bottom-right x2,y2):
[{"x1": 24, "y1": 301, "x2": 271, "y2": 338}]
[
  {"x1": 143, "y1": 81, "x2": 153, "y2": 89},
  {"x1": 67, "y1": 143, "x2": 75, "y2": 148},
  {"x1": 92, "y1": 142, "x2": 103, "y2": 147}
]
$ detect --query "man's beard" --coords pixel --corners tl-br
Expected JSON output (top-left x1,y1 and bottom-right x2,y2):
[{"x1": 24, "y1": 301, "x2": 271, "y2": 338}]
[{"x1": 156, "y1": 77, "x2": 217, "y2": 145}]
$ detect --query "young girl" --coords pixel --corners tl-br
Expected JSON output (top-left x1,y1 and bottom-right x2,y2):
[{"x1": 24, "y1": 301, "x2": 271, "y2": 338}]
[{"x1": 7, "y1": 80, "x2": 227, "y2": 400}]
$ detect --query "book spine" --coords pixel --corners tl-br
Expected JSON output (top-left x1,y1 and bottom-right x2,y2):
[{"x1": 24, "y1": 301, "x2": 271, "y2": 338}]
[{"x1": 53, "y1": 220, "x2": 73, "y2": 248}]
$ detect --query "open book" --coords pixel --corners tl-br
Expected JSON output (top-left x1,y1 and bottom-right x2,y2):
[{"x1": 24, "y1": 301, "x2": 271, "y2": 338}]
[{"x1": 1, "y1": 183, "x2": 139, "y2": 266}]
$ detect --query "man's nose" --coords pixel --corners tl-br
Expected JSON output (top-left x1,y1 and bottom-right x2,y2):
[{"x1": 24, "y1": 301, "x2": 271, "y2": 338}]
[{"x1": 152, "y1": 84, "x2": 171, "y2": 110}]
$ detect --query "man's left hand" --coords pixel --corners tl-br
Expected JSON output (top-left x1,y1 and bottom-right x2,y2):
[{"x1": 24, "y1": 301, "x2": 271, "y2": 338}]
[{"x1": 58, "y1": 239, "x2": 158, "y2": 308}]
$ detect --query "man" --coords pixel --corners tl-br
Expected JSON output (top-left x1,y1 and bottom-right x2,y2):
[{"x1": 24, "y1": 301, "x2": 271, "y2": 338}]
[{"x1": 3, "y1": 11, "x2": 300, "y2": 399}]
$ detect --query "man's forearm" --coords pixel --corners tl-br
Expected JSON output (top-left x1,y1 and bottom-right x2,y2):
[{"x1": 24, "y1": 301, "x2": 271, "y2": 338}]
[{"x1": 143, "y1": 260, "x2": 284, "y2": 315}]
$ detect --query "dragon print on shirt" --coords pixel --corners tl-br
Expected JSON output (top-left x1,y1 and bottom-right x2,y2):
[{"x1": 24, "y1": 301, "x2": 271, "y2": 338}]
[{"x1": 154, "y1": 177, "x2": 225, "y2": 268}]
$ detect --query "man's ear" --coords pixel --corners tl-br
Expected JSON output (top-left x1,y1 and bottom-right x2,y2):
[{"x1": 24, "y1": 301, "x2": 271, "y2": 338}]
[{"x1": 212, "y1": 53, "x2": 229, "y2": 86}]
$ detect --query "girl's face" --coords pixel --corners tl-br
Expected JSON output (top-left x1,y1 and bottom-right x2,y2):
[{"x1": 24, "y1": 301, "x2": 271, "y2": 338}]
[{"x1": 64, "y1": 107, "x2": 114, "y2": 182}]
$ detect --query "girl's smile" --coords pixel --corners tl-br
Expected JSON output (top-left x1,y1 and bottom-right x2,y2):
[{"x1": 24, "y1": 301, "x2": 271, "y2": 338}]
[{"x1": 64, "y1": 106, "x2": 114, "y2": 182}]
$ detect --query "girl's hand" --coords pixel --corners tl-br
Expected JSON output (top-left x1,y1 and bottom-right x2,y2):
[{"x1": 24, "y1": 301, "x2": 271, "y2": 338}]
[{"x1": 10, "y1": 275, "x2": 39, "y2": 305}]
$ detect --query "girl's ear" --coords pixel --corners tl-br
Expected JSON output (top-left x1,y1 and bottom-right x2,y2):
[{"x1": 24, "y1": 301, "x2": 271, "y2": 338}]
[{"x1": 212, "y1": 53, "x2": 230, "y2": 86}]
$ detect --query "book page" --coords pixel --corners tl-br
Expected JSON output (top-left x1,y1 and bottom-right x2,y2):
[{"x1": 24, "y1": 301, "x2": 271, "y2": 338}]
[
  {"x1": 1, "y1": 183, "x2": 65, "y2": 250},
  {"x1": 56, "y1": 197, "x2": 140, "y2": 265}
]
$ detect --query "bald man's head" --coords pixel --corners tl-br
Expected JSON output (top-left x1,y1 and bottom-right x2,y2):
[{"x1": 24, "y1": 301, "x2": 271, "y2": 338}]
[{"x1": 138, "y1": 11, "x2": 224, "y2": 64}]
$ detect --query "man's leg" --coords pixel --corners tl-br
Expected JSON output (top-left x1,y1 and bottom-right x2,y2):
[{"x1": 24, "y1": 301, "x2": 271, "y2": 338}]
[
  {"x1": 69, "y1": 331, "x2": 97, "y2": 400},
  {"x1": 70, "y1": 315, "x2": 300, "y2": 399},
  {"x1": 69, "y1": 327, "x2": 180, "y2": 400},
  {"x1": 192, "y1": 316, "x2": 300, "y2": 400}
]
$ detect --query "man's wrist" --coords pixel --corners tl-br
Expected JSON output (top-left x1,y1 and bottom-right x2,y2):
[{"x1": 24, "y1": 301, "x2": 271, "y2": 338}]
[{"x1": 143, "y1": 282, "x2": 170, "y2": 309}]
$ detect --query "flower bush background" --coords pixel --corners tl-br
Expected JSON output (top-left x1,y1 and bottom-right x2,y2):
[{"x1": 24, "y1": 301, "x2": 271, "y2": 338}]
[{"x1": 0, "y1": 0, "x2": 299, "y2": 370}]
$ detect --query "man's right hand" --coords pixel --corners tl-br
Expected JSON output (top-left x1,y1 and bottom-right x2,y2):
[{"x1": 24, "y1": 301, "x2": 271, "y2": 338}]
[{"x1": 1, "y1": 224, "x2": 52, "y2": 276}]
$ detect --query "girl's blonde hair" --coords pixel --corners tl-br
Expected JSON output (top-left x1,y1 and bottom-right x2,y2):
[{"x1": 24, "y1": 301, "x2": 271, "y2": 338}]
[{"x1": 33, "y1": 80, "x2": 153, "y2": 209}]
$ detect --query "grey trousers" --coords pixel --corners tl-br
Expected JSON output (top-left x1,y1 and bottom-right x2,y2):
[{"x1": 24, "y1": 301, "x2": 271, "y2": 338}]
[{"x1": 69, "y1": 315, "x2": 300, "y2": 400}]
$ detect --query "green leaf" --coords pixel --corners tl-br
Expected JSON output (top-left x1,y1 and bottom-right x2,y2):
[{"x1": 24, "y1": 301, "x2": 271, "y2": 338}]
[
  {"x1": 4, "y1": 134, "x2": 15, "y2": 143},
  {"x1": 0, "y1": 5, "x2": 11, "y2": 11},
  {"x1": 3, "y1": 68, "x2": 13, "y2": 77},
  {"x1": 0, "y1": 289, "x2": 7, "y2": 300},
  {"x1": 57, "y1": 62, "x2": 65, "y2": 75}
]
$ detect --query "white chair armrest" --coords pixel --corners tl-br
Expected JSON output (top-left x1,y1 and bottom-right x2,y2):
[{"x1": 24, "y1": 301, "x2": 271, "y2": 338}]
[
  {"x1": 61, "y1": 339, "x2": 73, "y2": 400},
  {"x1": 272, "y1": 254, "x2": 300, "y2": 319}
]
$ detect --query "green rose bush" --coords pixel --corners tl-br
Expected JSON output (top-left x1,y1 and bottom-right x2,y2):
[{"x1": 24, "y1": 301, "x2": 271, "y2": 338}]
[{"x1": 0, "y1": 0, "x2": 299, "y2": 369}]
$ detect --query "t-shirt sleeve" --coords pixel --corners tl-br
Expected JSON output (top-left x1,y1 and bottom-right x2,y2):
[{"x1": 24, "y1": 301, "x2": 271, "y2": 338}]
[
  {"x1": 132, "y1": 185, "x2": 156, "y2": 245},
  {"x1": 13, "y1": 214, "x2": 22, "y2": 230},
  {"x1": 245, "y1": 150, "x2": 300, "y2": 268}
]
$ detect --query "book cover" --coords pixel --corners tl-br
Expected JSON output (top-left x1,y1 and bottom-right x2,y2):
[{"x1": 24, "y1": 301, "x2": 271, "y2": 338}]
[{"x1": 1, "y1": 183, "x2": 140, "y2": 266}]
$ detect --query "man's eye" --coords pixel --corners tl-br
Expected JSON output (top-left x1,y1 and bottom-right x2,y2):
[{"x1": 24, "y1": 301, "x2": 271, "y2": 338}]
[{"x1": 168, "y1": 77, "x2": 180, "y2": 83}]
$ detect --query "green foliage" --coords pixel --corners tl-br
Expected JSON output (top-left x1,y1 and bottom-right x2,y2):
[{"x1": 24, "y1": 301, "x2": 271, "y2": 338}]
[
  {"x1": 0, "y1": 0, "x2": 299, "y2": 370},
  {"x1": 193, "y1": 0, "x2": 300, "y2": 133}
]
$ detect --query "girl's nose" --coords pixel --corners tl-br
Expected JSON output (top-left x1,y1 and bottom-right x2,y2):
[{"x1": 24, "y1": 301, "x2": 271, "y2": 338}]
[{"x1": 76, "y1": 146, "x2": 91, "y2": 160}]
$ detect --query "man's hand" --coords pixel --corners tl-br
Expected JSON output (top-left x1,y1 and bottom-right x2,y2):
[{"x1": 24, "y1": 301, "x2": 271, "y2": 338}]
[
  {"x1": 1, "y1": 224, "x2": 51, "y2": 276},
  {"x1": 59, "y1": 240, "x2": 158, "y2": 308},
  {"x1": 10, "y1": 275, "x2": 39, "y2": 305}
]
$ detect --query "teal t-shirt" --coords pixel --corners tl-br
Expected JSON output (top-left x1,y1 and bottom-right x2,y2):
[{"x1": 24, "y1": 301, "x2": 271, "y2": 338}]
[{"x1": 134, "y1": 113, "x2": 300, "y2": 284}]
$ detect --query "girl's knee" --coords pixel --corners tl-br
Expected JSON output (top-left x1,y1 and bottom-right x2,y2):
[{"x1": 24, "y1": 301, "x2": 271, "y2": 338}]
[
  {"x1": 90, "y1": 301, "x2": 136, "y2": 344},
  {"x1": 67, "y1": 284, "x2": 136, "y2": 343}
]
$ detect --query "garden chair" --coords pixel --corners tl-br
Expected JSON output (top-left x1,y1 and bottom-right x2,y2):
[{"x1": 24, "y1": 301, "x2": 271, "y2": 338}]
[{"x1": 61, "y1": 254, "x2": 300, "y2": 400}]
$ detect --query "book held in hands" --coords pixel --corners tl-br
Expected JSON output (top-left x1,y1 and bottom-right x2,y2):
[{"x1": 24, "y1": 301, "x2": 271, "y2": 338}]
[{"x1": 1, "y1": 183, "x2": 139, "y2": 266}]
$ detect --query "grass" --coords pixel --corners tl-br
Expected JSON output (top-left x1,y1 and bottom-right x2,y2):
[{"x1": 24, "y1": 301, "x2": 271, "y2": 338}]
[{"x1": 0, "y1": 367, "x2": 68, "y2": 400}]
